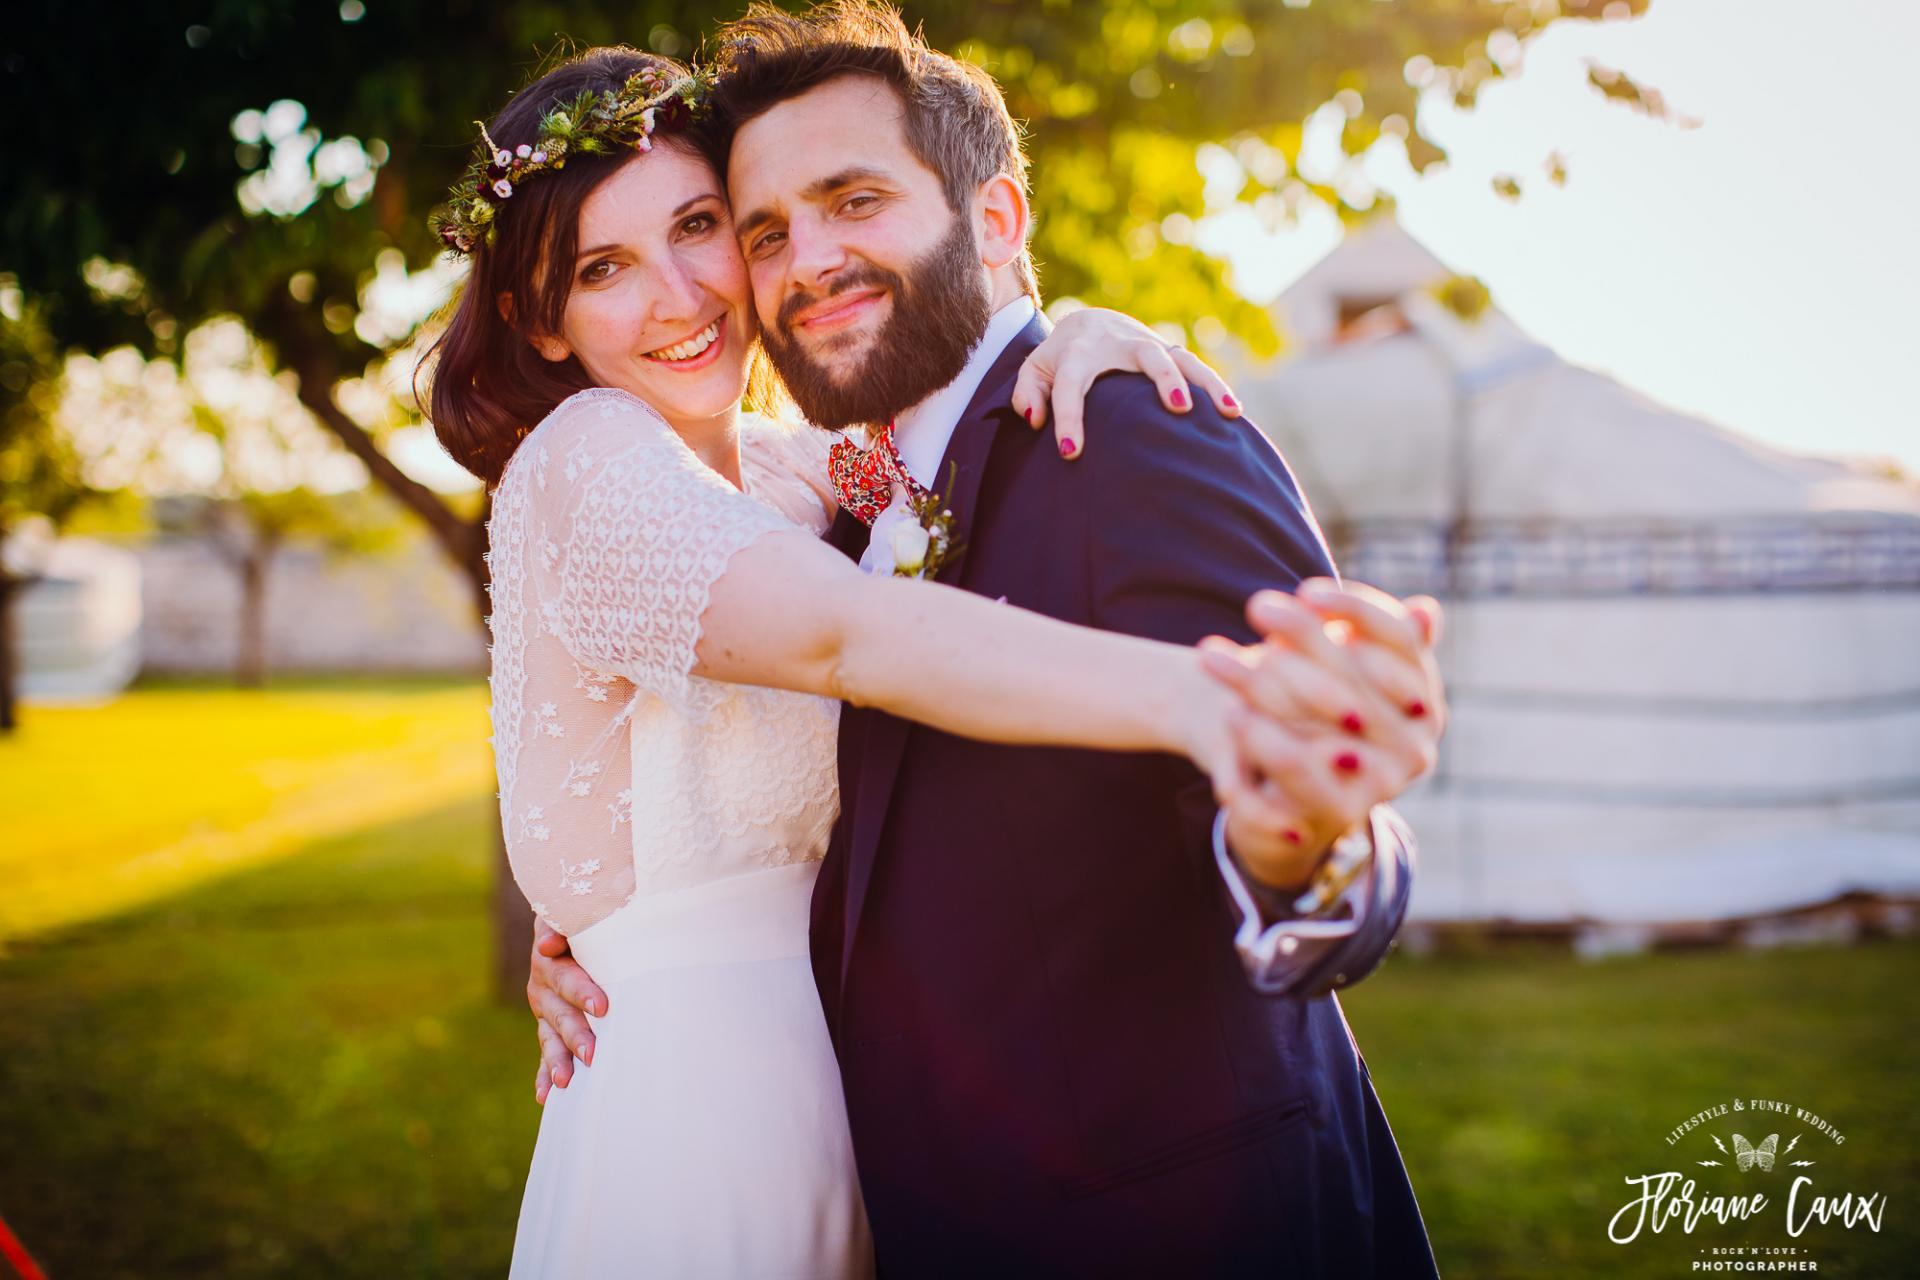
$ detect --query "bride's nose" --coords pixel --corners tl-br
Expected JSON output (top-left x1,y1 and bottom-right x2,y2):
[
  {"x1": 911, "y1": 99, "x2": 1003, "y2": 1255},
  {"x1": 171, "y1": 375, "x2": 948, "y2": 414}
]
[{"x1": 647, "y1": 257, "x2": 707, "y2": 328}]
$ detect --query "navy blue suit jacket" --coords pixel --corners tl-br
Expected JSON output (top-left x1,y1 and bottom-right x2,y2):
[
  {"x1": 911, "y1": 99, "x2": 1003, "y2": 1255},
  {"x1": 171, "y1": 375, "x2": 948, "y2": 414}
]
[{"x1": 813, "y1": 318, "x2": 1438, "y2": 1276}]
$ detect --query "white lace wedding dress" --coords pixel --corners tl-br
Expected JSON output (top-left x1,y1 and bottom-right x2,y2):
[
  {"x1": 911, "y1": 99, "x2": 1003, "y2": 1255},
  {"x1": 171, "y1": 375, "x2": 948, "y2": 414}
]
[{"x1": 488, "y1": 387, "x2": 872, "y2": 1277}]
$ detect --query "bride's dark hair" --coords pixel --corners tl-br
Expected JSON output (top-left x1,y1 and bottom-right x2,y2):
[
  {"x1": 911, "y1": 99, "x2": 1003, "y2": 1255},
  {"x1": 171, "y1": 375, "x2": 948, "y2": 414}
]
[{"x1": 419, "y1": 47, "x2": 768, "y2": 487}]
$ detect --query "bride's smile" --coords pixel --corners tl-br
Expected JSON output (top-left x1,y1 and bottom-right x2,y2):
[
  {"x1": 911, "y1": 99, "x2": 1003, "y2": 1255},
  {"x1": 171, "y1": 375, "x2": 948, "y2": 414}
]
[{"x1": 641, "y1": 314, "x2": 726, "y2": 366}]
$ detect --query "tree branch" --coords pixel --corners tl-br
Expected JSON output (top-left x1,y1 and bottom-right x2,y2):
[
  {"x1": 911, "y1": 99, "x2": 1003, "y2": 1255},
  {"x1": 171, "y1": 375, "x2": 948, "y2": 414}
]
[{"x1": 275, "y1": 323, "x2": 485, "y2": 588}]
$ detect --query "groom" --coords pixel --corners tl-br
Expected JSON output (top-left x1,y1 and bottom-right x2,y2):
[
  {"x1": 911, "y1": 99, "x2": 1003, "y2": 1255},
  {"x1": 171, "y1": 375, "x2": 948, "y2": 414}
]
[{"x1": 533, "y1": 4, "x2": 1445, "y2": 1273}]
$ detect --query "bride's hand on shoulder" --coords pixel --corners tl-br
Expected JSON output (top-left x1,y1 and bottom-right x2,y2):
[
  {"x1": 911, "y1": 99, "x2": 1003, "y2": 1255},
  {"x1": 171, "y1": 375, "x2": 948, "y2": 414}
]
[{"x1": 1010, "y1": 306, "x2": 1243, "y2": 460}]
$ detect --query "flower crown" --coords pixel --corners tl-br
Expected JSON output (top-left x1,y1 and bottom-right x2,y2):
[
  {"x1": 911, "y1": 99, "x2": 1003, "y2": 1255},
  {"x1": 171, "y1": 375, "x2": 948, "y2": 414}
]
[{"x1": 431, "y1": 65, "x2": 716, "y2": 256}]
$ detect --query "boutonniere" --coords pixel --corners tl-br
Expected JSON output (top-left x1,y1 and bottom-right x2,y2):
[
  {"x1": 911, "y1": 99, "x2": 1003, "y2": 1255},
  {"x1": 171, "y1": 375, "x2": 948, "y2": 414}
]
[{"x1": 891, "y1": 460, "x2": 964, "y2": 579}]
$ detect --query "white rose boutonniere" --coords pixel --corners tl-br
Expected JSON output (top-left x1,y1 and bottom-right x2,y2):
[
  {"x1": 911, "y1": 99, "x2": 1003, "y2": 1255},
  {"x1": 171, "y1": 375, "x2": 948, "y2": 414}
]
[
  {"x1": 891, "y1": 521, "x2": 931, "y2": 576},
  {"x1": 892, "y1": 460, "x2": 964, "y2": 580}
]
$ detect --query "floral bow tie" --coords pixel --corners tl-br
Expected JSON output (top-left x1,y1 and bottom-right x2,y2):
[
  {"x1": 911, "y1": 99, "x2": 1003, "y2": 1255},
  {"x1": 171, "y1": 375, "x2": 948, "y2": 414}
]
[{"x1": 829, "y1": 422, "x2": 928, "y2": 526}]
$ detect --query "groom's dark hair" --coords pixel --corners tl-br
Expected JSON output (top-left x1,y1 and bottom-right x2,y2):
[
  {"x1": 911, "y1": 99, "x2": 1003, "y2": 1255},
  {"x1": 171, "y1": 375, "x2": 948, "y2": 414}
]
[{"x1": 703, "y1": 0, "x2": 1039, "y2": 301}]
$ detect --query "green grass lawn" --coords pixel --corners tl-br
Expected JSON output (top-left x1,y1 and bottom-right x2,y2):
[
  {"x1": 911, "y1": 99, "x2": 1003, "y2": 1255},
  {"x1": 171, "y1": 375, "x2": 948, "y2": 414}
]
[
  {"x1": 0, "y1": 675, "x2": 493, "y2": 946},
  {"x1": 1, "y1": 683, "x2": 1914, "y2": 1277}
]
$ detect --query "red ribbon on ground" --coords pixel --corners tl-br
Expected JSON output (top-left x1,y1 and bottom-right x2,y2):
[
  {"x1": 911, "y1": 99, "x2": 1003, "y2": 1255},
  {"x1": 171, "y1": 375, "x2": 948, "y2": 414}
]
[{"x1": 0, "y1": 1212, "x2": 47, "y2": 1280}]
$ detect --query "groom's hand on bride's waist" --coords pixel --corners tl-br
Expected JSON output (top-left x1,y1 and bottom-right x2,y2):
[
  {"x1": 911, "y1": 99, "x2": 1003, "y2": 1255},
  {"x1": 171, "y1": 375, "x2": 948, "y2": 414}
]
[{"x1": 529, "y1": 915, "x2": 608, "y2": 1105}]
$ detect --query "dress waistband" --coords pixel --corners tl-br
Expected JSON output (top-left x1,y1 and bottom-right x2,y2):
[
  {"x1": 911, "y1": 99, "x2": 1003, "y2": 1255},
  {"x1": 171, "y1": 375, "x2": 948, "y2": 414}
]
[{"x1": 565, "y1": 860, "x2": 820, "y2": 985}]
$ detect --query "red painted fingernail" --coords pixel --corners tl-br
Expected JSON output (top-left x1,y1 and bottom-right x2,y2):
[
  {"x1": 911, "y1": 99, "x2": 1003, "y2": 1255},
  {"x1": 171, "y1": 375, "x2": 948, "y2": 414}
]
[
  {"x1": 1283, "y1": 829, "x2": 1303, "y2": 846},
  {"x1": 1405, "y1": 700, "x2": 1427, "y2": 719},
  {"x1": 1341, "y1": 711, "x2": 1365, "y2": 735},
  {"x1": 1334, "y1": 751, "x2": 1361, "y2": 774},
  {"x1": 1222, "y1": 393, "x2": 1239, "y2": 410},
  {"x1": 1059, "y1": 438, "x2": 1077, "y2": 457},
  {"x1": 1022, "y1": 405, "x2": 1034, "y2": 425},
  {"x1": 1170, "y1": 387, "x2": 1189, "y2": 409}
]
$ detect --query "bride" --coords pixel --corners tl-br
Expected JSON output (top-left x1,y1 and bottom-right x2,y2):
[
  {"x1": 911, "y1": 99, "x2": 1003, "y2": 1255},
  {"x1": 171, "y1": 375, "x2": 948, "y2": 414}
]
[{"x1": 422, "y1": 46, "x2": 1346, "y2": 1278}]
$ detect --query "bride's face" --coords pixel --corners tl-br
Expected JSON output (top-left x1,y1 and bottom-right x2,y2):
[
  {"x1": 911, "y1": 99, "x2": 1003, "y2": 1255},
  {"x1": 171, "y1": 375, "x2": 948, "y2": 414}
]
[{"x1": 539, "y1": 144, "x2": 755, "y2": 427}]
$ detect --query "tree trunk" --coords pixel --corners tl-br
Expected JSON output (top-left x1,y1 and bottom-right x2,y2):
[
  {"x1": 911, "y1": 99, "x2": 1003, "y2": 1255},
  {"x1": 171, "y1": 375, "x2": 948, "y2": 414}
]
[
  {"x1": 0, "y1": 567, "x2": 18, "y2": 735},
  {"x1": 274, "y1": 317, "x2": 524, "y2": 1003},
  {"x1": 463, "y1": 505, "x2": 530, "y2": 1006},
  {"x1": 493, "y1": 820, "x2": 533, "y2": 1006},
  {"x1": 236, "y1": 547, "x2": 269, "y2": 689}
]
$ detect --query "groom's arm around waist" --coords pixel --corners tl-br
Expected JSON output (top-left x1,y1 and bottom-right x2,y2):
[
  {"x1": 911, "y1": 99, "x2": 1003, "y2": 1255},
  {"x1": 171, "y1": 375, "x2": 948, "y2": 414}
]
[{"x1": 1070, "y1": 372, "x2": 1415, "y2": 998}]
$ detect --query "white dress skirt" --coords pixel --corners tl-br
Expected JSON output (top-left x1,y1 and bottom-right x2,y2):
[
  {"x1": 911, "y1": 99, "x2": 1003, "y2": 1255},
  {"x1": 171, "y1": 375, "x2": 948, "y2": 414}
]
[
  {"x1": 487, "y1": 391, "x2": 870, "y2": 1276},
  {"x1": 509, "y1": 862, "x2": 873, "y2": 1278}
]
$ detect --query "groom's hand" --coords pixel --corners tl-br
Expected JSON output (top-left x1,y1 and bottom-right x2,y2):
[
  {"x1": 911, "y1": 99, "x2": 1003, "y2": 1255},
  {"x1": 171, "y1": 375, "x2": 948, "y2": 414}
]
[
  {"x1": 528, "y1": 916, "x2": 608, "y2": 1105},
  {"x1": 1203, "y1": 580, "x2": 1446, "y2": 890}
]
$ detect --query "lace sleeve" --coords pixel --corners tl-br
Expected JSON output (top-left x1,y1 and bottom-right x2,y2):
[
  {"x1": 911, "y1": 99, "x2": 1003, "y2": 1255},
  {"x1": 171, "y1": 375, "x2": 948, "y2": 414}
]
[
  {"x1": 528, "y1": 389, "x2": 795, "y2": 712},
  {"x1": 487, "y1": 388, "x2": 795, "y2": 935}
]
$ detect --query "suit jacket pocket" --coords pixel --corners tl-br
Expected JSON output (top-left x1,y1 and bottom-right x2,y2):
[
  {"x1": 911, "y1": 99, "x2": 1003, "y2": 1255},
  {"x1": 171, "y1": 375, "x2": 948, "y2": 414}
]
[{"x1": 1062, "y1": 1098, "x2": 1313, "y2": 1201}]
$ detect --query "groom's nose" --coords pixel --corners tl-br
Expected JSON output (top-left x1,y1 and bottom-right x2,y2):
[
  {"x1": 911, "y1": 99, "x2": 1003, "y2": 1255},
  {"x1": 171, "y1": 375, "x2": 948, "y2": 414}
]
[{"x1": 783, "y1": 213, "x2": 850, "y2": 293}]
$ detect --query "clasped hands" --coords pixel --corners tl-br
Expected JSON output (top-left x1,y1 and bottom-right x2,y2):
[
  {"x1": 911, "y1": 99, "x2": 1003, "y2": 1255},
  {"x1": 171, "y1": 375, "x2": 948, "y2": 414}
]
[
  {"x1": 1195, "y1": 578, "x2": 1447, "y2": 898},
  {"x1": 528, "y1": 577, "x2": 1446, "y2": 1103}
]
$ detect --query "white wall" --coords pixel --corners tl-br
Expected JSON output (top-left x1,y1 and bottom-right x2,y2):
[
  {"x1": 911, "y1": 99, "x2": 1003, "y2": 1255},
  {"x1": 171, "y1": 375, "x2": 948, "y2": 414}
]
[
  {"x1": 134, "y1": 536, "x2": 485, "y2": 675},
  {"x1": 1397, "y1": 593, "x2": 1920, "y2": 922}
]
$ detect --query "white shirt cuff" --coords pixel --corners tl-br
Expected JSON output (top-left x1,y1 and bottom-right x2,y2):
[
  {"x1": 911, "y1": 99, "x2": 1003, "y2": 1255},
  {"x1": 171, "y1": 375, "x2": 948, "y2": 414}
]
[{"x1": 1214, "y1": 808, "x2": 1381, "y2": 984}]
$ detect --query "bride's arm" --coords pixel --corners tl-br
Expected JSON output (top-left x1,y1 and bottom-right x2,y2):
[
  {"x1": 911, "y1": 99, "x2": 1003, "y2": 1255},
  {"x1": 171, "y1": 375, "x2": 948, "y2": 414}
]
[
  {"x1": 1011, "y1": 306, "x2": 1243, "y2": 459},
  {"x1": 530, "y1": 396, "x2": 1237, "y2": 790},
  {"x1": 695, "y1": 527, "x2": 1235, "y2": 777}
]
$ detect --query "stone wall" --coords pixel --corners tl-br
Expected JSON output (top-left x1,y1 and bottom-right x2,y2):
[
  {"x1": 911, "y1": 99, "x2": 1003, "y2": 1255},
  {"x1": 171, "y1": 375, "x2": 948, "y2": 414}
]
[{"x1": 137, "y1": 534, "x2": 485, "y2": 674}]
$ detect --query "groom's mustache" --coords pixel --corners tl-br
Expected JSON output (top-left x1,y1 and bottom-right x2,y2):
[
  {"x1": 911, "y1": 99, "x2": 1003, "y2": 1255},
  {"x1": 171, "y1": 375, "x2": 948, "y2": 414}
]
[{"x1": 776, "y1": 264, "x2": 904, "y2": 335}]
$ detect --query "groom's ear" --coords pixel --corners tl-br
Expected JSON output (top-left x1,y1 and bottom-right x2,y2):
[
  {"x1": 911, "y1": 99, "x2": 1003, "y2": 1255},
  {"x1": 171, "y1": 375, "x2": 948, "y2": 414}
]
[{"x1": 974, "y1": 173, "x2": 1030, "y2": 272}]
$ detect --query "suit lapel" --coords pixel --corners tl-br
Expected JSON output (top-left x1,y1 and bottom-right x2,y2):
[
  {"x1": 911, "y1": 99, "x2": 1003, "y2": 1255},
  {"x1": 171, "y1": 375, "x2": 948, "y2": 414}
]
[
  {"x1": 839, "y1": 315, "x2": 1049, "y2": 988},
  {"x1": 826, "y1": 506, "x2": 870, "y2": 564}
]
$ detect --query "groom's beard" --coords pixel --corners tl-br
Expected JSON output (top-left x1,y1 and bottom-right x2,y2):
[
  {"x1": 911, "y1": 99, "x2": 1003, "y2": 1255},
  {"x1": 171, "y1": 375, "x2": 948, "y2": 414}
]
[{"x1": 760, "y1": 212, "x2": 994, "y2": 431}]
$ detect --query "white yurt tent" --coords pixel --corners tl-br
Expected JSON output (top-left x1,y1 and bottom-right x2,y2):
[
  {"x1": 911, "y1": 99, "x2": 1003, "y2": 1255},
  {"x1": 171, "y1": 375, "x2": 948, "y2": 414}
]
[{"x1": 1231, "y1": 217, "x2": 1920, "y2": 934}]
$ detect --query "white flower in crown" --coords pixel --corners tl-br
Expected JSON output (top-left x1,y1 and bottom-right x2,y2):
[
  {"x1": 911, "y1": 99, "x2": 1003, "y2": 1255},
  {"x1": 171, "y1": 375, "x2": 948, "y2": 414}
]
[
  {"x1": 515, "y1": 143, "x2": 532, "y2": 159},
  {"x1": 492, "y1": 178, "x2": 513, "y2": 199},
  {"x1": 493, "y1": 148, "x2": 512, "y2": 167},
  {"x1": 891, "y1": 521, "x2": 931, "y2": 577}
]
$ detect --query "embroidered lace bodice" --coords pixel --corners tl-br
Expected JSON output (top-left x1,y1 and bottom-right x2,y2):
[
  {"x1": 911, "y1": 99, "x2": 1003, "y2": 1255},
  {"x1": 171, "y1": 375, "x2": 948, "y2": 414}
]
[{"x1": 486, "y1": 387, "x2": 843, "y2": 936}]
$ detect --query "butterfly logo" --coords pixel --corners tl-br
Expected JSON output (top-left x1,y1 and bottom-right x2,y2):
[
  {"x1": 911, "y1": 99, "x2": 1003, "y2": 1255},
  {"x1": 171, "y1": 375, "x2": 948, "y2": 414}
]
[{"x1": 1733, "y1": 1133, "x2": 1779, "y2": 1172}]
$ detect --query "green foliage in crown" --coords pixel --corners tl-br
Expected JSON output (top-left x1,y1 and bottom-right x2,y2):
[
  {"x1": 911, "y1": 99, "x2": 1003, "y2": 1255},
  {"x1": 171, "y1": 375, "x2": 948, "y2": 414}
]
[{"x1": 430, "y1": 66, "x2": 715, "y2": 256}]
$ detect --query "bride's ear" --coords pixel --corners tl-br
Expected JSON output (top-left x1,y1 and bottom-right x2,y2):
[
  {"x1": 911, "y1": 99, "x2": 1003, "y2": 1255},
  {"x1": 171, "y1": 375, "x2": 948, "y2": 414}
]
[{"x1": 499, "y1": 292, "x2": 573, "y2": 363}]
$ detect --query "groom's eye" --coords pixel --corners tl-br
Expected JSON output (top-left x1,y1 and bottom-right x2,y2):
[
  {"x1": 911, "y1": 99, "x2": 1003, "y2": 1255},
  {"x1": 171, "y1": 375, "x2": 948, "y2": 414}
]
[
  {"x1": 747, "y1": 230, "x2": 786, "y2": 259},
  {"x1": 839, "y1": 194, "x2": 879, "y2": 215}
]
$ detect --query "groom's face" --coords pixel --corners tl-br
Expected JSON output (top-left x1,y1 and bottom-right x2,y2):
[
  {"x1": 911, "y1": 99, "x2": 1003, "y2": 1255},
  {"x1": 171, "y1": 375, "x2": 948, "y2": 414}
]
[{"x1": 727, "y1": 75, "x2": 994, "y2": 428}]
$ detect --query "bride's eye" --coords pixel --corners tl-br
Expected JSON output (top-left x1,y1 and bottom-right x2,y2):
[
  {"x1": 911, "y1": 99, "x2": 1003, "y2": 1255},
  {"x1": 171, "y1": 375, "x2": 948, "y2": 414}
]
[
  {"x1": 579, "y1": 259, "x2": 617, "y2": 286},
  {"x1": 680, "y1": 212, "x2": 717, "y2": 237}
]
